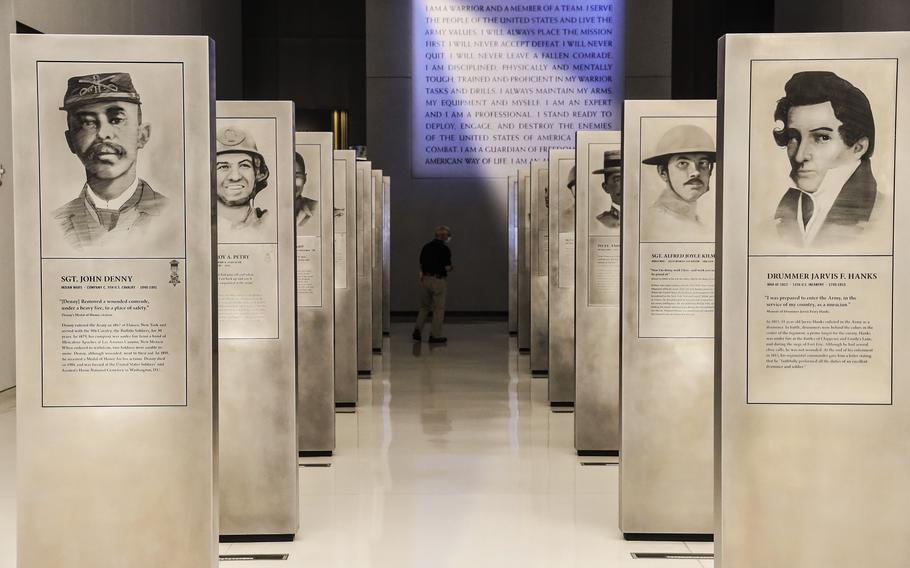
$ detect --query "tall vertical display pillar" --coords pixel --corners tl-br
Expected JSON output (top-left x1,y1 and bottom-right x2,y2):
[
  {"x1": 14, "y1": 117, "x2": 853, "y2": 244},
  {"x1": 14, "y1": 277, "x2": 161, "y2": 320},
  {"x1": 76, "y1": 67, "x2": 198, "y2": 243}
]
[
  {"x1": 356, "y1": 160, "x2": 374, "y2": 374},
  {"x1": 575, "y1": 130, "x2": 622, "y2": 454},
  {"x1": 295, "y1": 132, "x2": 335, "y2": 455},
  {"x1": 529, "y1": 160, "x2": 549, "y2": 375},
  {"x1": 718, "y1": 32, "x2": 910, "y2": 566},
  {"x1": 216, "y1": 101, "x2": 299, "y2": 540},
  {"x1": 548, "y1": 149, "x2": 576, "y2": 405},
  {"x1": 508, "y1": 175, "x2": 519, "y2": 336},
  {"x1": 518, "y1": 168, "x2": 532, "y2": 353},
  {"x1": 620, "y1": 100, "x2": 715, "y2": 538},
  {"x1": 371, "y1": 169, "x2": 383, "y2": 353},
  {"x1": 382, "y1": 175, "x2": 391, "y2": 337},
  {"x1": 12, "y1": 35, "x2": 218, "y2": 566},
  {"x1": 334, "y1": 150, "x2": 358, "y2": 406}
]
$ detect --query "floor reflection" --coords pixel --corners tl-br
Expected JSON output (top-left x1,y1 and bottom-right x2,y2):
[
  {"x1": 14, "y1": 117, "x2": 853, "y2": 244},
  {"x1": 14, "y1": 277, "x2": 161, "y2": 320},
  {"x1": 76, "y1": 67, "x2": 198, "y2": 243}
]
[{"x1": 0, "y1": 323, "x2": 713, "y2": 567}]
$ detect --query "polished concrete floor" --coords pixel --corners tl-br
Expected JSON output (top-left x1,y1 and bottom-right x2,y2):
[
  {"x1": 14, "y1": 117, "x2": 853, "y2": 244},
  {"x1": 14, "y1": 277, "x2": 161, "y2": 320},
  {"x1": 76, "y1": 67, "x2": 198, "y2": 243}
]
[{"x1": 0, "y1": 322, "x2": 712, "y2": 567}]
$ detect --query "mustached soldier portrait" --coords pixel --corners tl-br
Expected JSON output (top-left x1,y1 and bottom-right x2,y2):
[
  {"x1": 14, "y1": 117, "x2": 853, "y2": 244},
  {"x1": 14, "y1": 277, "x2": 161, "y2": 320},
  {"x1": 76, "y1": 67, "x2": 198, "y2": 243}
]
[
  {"x1": 52, "y1": 72, "x2": 173, "y2": 251},
  {"x1": 215, "y1": 125, "x2": 273, "y2": 242},
  {"x1": 641, "y1": 123, "x2": 716, "y2": 242}
]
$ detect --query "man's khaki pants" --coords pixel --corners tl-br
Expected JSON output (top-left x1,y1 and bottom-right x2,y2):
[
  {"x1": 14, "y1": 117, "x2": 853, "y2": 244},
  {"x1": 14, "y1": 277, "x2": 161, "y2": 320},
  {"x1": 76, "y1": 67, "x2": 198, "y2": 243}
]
[{"x1": 415, "y1": 275, "x2": 447, "y2": 337}]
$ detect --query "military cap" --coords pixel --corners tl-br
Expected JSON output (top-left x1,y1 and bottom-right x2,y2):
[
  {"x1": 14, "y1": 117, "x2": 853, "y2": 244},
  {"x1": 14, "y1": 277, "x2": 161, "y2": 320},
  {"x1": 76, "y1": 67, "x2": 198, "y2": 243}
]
[
  {"x1": 642, "y1": 124, "x2": 716, "y2": 166},
  {"x1": 60, "y1": 72, "x2": 141, "y2": 111},
  {"x1": 593, "y1": 150, "x2": 622, "y2": 174},
  {"x1": 216, "y1": 126, "x2": 270, "y2": 189},
  {"x1": 567, "y1": 165, "x2": 577, "y2": 189}
]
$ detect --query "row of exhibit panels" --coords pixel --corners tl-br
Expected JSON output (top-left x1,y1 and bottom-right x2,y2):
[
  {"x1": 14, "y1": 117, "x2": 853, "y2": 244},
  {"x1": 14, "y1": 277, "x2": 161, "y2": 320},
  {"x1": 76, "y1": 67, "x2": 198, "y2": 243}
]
[
  {"x1": 509, "y1": 32, "x2": 910, "y2": 567},
  {"x1": 10, "y1": 34, "x2": 392, "y2": 564}
]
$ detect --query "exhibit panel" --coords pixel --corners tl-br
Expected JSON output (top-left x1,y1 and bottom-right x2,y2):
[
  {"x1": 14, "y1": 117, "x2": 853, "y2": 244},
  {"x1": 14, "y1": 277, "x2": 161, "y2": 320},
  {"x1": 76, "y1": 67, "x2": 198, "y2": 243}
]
[
  {"x1": 382, "y1": 175, "x2": 391, "y2": 337},
  {"x1": 356, "y1": 160, "x2": 373, "y2": 373},
  {"x1": 371, "y1": 168, "x2": 383, "y2": 353},
  {"x1": 508, "y1": 175, "x2": 518, "y2": 335},
  {"x1": 295, "y1": 131, "x2": 335, "y2": 455},
  {"x1": 717, "y1": 33, "x2": 910, "y2": 567},
  {"x1": 334, "y1": 150, "x2": 358, "y2": 406},
  {"x1": 216, "y1": 101, "x2": 299, "y2": 539},
  {"x1": 575, "y1": 130, "x2": 622, "y2": 454},
  {"x1": 547, "y1": 149, "x2": 576, "y2": 404},
  {"x1": 518, "y1": 168, "x2": 532, "y2": 352},
  {"x1": 529, "y1": 160, "x2": 549, "y2": 374},
  {"x1": 620, "y1": 100, "x2": 715, "y2": 537},
  {"x1": 11, "y1": 34, "x2": 218, "y2": 566}
]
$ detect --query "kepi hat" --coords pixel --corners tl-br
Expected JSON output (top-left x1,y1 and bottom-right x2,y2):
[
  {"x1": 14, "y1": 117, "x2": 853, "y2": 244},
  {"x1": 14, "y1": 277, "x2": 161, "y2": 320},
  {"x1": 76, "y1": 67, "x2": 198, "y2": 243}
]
[{"x1": 61, "y1": 72, "x2": 141, "y2": 111}]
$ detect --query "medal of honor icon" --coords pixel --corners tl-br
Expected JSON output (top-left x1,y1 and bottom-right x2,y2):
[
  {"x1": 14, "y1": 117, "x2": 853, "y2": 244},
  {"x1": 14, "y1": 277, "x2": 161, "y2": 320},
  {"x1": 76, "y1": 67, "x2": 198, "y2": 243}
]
[{"x1": 169, "y1": 259, "x2": 181, "y2": 286}]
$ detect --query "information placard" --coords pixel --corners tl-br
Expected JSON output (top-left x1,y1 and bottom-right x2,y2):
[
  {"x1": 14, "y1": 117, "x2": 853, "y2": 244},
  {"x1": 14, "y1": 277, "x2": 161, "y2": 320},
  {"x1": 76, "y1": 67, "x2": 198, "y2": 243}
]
[
  {"x1": 718, "y1": 33, "x2": 910, "y2": 567},
  {"x1": 295, "y1": 140, "x2": 325, "y2": 308},
  {"x1": 548, "y1": 148, "x2": 575, "y2": 404},
  {"x1": 517, "y1": 168, "x2": 532, "y2": 351},
  {"x1": 334, "y1": 150, "x2": 358, "y2": 405},
  {"x1": 12, "y1": 34, "x2": 218, "y2": 567},
  {"x1": 216, "y1": 101, "x2": 298, "y2": 539},
  {"x1": 334, "y1": 157, "x2": 348, "y2": 290},
  {"x1": 356, "y1": 160, "x2": 373, "y2": 373},
  {"x1": 744, "y1": 57, "x2": 895, "y2": 405},
  {"x1": 295, "y1": 132, "x2": 335, "y2": 453},
  {"x1": 574, "y1": 130, "x2": 621, "y2": 453},
  {"x1": 529, "y1": 159, "x2": 549, "y2": 373},
  {"x1": 620, "y1": 100, "x2": 715, "y2": 537}
]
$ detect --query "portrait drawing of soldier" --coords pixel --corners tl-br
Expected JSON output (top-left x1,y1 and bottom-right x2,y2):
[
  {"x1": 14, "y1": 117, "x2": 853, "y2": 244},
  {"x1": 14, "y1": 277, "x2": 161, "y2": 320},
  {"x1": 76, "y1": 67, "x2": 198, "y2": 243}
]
[
  {"x1": 215, "y1": 125, "x2": 272, "y2": 242},
  {"x1": 590, "y1": 150, "x2": 622, "y2": 235},
  {"x1": 294, "y1": 151, "x2": 320, "y2": 236},
  {"x1": 769, "y1": 71, "x2": 889, "y2": 249},
  {"x1": 53, "y1": 72, "x2": 171, "y2": 251},
  {"x1": 641, "y1": 124, "x2": 715, "y2": 242}
]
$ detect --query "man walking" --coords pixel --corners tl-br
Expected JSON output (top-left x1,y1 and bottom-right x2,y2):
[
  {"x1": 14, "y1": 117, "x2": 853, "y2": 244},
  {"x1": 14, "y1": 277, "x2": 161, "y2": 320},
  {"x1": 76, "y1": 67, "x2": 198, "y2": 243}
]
[{"x1": 413, "y1": 225, "x2": 453, "y2": 344}]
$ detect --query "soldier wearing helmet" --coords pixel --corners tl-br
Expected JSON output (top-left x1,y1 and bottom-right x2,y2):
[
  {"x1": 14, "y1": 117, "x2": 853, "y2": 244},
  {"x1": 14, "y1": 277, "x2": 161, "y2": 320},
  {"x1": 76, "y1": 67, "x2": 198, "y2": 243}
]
[
  {"x1": 215, "y1": 125, "x2": 271, "y2": 240},
  {"x1": 641, "y1": 124, "x2": 716, "y2": 241}
]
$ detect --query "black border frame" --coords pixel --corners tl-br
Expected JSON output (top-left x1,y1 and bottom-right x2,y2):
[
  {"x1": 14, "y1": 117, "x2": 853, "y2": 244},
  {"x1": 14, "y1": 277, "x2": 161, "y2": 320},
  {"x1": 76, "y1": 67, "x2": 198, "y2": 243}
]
[{"x1": 744, "y1": 57, "x2": 898, "y2": 406}]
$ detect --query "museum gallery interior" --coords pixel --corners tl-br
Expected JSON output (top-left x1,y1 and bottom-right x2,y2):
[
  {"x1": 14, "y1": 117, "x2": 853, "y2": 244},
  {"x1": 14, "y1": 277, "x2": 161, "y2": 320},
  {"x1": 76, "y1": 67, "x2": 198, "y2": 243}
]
[{"x1": 1, "y1": 1, "x2": 909, "y2": 567}]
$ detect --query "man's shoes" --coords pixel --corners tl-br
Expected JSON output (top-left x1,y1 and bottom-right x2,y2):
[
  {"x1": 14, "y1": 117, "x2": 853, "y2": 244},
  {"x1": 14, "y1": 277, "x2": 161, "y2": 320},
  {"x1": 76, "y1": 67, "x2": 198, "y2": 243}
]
[
  {"x1": 412, "y1": 329, "x2": 422, "y2": 341},
  {"x1": 428, "y1": 336, "x2": 447, "y2": 344}
]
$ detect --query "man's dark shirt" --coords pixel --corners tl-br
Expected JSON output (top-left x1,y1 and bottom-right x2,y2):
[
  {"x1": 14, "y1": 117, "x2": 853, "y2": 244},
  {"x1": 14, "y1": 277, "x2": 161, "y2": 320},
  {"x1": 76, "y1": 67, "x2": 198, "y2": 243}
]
[{"x1": 420, "y1": 239, "x2": 451, "y2": 278}]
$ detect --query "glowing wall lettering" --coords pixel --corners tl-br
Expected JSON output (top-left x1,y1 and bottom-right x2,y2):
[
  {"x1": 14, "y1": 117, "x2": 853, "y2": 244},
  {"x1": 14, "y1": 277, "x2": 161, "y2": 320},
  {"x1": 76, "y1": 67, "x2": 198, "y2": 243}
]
[{"x1": 413, "y1": 0, "x2": 625, "y2": 177}]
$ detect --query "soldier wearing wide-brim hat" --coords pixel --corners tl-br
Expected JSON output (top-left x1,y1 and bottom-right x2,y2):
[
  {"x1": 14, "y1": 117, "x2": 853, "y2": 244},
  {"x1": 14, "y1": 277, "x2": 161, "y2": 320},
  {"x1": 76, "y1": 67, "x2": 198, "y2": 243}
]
[
  {"x1": 567, "y1": 165, "x2": 577, "y2": 198},
  {"x1": 641, "y1": 124, "x2": 716, "y2": 240},
  {"x1": 53, "y1": 71, "x2": 169, "y2": 251},
  {"x1": 215, "y1": 125, "x2": 272, "y2": 238},
  {"x1": 593, "y1": 150, "x2": 622, "y2": 230}
]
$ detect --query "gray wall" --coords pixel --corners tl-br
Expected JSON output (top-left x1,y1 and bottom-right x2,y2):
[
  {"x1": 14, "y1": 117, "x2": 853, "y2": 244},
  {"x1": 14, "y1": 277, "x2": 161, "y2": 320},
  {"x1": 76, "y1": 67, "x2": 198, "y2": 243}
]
[
  {"x1": 368, "y1": 0, "x2": 673, "y2": 313},
  {"x1": 775, "y1": 0, "x2": 910, "y2": 32},
  {"x1": 241, "y1": 1, "x2": 367, "y2": 144},
  {"x1": 0, "y1": 0, "x2": 242, "y2": 390}
]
